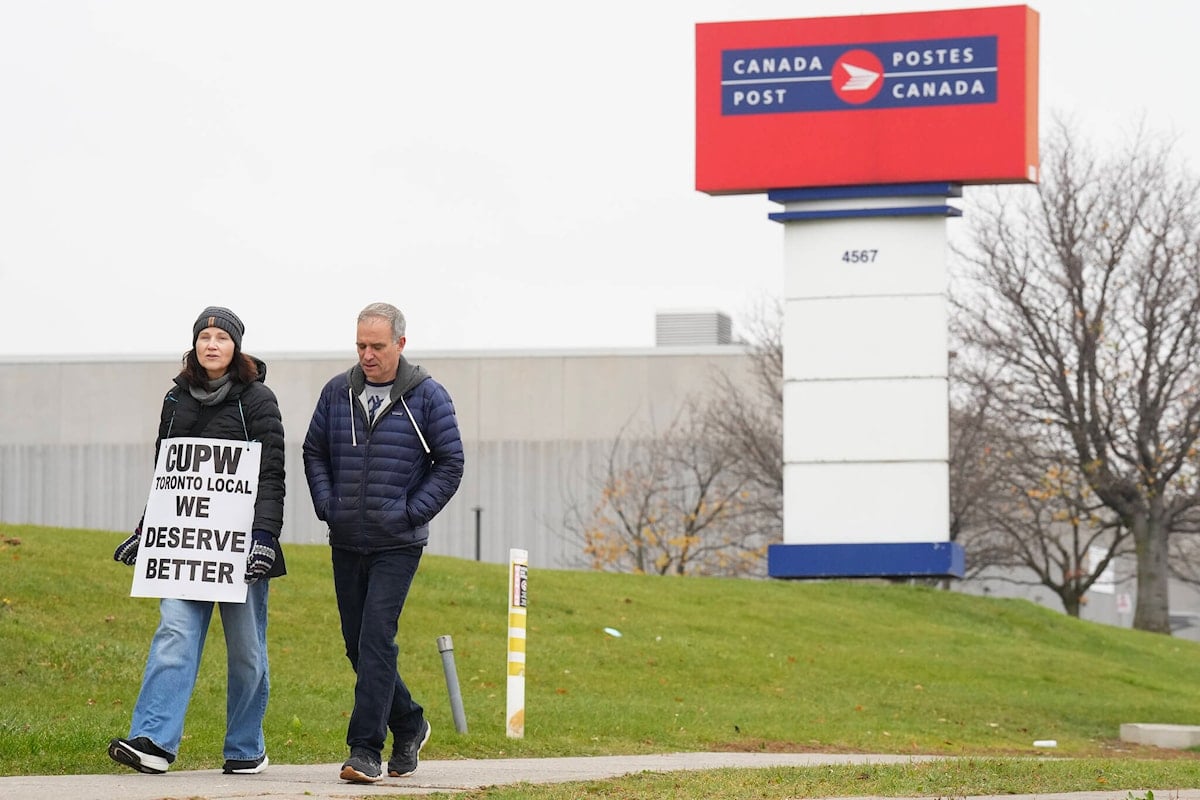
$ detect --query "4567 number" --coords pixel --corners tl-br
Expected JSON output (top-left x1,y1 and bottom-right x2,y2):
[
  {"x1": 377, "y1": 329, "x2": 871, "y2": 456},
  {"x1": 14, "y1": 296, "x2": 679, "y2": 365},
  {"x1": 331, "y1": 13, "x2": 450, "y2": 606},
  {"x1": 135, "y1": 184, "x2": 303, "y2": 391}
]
[{"x1": 842, "y1": 249, "x2": 878, "y2": 263}]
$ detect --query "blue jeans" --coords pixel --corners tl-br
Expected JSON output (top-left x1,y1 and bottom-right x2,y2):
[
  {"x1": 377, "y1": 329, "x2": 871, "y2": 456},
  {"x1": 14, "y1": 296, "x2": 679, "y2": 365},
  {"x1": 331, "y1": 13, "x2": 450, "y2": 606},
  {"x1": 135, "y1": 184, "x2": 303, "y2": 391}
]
[
  {"x1": 128, "y1": 580, "x2": 270, "y2": 760},
  {"x1": 331, "y1": 546, "x2": 425, "y2": 756}
]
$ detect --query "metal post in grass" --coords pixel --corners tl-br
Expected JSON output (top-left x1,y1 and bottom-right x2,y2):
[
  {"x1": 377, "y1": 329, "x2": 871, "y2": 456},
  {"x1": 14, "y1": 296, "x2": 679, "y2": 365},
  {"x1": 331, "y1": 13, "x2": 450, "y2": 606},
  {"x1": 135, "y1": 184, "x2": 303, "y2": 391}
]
[
  {"x1": 473, "y1": 506, "x2": 482, "y2": 561},
  {"x1": 437, "y1": 635, "x2": 468, "y2": 733},
  {"x1": 506, "y1": 548, "x2": 528, "y2": 738}
]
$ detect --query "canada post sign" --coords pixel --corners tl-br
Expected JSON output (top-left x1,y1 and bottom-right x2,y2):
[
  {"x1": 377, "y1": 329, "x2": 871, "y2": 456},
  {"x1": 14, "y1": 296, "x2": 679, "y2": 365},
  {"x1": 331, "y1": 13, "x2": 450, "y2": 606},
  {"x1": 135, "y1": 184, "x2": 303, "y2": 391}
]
[
  {"x1": 697, "y1": 6, "x2": 1038, "y2": 193},
  {"x1": 723, "y1": 37, "x2": 997, "y2": 114}
]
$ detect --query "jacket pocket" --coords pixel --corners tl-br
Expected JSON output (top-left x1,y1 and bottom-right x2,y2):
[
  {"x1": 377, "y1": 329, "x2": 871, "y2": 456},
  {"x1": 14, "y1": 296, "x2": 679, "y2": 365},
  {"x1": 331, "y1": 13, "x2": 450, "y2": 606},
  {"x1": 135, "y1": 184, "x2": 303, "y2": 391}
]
[
  {"x1": 370, "y1": 493, "x2": 411, "y2": 530},
  {"x1": 325, "y1": 496, "x2": 351, "y2": 526}
]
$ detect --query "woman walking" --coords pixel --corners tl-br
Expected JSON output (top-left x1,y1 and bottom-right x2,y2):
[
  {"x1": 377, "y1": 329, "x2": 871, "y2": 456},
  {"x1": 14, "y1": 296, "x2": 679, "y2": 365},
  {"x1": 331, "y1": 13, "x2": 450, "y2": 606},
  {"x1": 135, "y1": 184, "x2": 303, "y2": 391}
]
[{"x1": 109, "y1": 306, "x2": 286, "y2": 775}]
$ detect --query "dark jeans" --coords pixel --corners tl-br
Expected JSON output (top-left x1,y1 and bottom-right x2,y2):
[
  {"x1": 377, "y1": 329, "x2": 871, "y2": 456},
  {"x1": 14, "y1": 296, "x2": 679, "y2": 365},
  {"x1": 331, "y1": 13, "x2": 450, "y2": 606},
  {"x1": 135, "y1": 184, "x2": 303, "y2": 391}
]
[{"x1": 331, "y1": 545, "x2": 425, "y2": 756}]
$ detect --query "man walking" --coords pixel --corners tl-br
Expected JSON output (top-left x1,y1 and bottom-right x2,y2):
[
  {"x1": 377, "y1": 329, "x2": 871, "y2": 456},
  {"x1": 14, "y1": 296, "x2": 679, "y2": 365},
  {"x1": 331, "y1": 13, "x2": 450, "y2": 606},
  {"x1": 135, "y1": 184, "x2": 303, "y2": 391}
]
[{"x1": 303, "y1": 302, "x2": 465, "y2": 784}]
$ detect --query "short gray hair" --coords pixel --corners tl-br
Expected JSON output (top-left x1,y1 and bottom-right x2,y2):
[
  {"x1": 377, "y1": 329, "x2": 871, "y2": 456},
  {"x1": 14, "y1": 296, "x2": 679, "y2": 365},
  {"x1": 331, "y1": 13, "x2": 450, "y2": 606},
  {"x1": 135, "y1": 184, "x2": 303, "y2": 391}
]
[{"x1": 358, "y1": 302, "x2": 406, "y2": 340}]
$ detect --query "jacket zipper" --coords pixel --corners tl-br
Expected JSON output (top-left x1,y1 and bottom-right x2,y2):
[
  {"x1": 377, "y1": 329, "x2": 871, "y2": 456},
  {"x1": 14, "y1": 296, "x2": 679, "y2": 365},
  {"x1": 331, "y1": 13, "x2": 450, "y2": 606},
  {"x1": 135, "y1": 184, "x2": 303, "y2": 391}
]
[{"x1": 347, "y1": 385, "x2": 400, "y2": 533}]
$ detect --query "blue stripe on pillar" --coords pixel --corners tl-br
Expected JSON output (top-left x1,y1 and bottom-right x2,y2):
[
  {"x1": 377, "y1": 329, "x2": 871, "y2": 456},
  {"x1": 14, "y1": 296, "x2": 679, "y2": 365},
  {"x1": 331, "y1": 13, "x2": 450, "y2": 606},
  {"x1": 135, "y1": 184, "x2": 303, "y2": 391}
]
[{"x1": 768, "y1": 542, "x2": 965, "y2": 579}]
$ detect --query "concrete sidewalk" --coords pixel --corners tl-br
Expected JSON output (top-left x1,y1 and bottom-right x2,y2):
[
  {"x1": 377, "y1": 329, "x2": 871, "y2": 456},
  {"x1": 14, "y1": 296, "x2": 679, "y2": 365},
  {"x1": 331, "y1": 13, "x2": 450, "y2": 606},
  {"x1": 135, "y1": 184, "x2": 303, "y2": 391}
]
[
  {"x1": 3, "y1": 752, "x2": 1198, "y2": 800},
  {"x1": 0, "y1": 753, "x2": 930, "y2": 800}
]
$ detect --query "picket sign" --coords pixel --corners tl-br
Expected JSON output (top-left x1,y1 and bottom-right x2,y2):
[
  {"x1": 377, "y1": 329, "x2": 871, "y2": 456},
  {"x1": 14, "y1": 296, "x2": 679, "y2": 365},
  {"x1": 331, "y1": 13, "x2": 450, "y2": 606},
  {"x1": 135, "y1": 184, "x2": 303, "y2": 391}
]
[{"x1": 131, "y1": 437, "x2": 261, "y2": 603}]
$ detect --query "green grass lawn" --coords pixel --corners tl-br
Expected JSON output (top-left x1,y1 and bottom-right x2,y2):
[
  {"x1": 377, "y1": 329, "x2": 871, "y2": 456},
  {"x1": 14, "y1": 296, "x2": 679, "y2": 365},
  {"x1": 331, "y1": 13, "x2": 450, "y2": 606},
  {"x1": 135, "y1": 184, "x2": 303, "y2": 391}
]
[{"x1": 2, "y1": 524, "x2": 1198, "y2": 798}]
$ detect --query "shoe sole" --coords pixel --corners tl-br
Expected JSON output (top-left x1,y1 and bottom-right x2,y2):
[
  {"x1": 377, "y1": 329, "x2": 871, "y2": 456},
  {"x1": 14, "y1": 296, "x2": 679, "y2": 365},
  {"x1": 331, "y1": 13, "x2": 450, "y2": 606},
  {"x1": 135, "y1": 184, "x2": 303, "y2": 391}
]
[
  {"x1": 108, "y1": 739, "x2": 169, "y2": 774},
  {"x1": 224, "y1": 754, "x2": 269, "y2": 774},
  {"x1": 388, "y1": 721, "x2": 431, "y2": 777},
  {"x1": 340, "y1": 764, "x2": 382, "y2": 783}
]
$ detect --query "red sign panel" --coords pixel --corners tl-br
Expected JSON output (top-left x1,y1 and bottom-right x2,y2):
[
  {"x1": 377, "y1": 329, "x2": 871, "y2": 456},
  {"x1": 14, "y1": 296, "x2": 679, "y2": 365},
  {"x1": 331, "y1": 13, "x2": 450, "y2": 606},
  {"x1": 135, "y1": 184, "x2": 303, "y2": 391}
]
[{"x1": 696, "y1": 5, "x2": 1039, "y2": 194}]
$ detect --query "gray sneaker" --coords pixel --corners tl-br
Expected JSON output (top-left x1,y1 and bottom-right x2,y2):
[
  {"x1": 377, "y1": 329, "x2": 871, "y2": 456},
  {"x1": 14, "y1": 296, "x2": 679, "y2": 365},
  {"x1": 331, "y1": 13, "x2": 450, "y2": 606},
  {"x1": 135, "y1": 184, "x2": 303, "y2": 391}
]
[
  {"x1": 388, "y1": 720, "x2": 431, "y2": 777},
  {"x1": 339, "y1": 748, "x2": 382, "y2": 783}
]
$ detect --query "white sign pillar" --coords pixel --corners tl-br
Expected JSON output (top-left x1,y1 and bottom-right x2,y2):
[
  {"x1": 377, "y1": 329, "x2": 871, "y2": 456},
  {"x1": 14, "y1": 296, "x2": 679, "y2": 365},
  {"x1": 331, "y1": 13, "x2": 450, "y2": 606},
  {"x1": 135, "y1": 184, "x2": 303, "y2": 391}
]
[
  {"x1": 505, "y1": 548, "x2": 528, "y2": 738},
  {"x1": 767, "y1": 183, "x2": 964, "y2": 578}
]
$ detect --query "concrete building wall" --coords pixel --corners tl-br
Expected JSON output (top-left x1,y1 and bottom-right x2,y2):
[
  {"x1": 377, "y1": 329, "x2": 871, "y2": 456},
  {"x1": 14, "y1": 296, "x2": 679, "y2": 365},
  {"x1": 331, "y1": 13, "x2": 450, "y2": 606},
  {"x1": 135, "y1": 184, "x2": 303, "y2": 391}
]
[{"x1": 0, "y1": 347, "x2": 753, "y2": 569}]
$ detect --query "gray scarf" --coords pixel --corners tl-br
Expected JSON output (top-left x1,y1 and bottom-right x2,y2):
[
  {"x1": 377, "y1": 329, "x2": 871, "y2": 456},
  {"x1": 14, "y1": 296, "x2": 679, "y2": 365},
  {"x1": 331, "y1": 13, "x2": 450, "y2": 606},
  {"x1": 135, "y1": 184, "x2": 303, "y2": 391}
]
[{"x1": 189, "y1": 372, "x2": 234, "y2": 406}]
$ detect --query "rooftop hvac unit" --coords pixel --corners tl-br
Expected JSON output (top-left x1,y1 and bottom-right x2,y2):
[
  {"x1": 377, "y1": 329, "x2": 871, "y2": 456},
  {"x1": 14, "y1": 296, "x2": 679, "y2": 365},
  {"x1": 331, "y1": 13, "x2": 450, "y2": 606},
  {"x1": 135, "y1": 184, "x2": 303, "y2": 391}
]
[{"x1": 655, "y1": 310, "x2": 732, "y2": 346}]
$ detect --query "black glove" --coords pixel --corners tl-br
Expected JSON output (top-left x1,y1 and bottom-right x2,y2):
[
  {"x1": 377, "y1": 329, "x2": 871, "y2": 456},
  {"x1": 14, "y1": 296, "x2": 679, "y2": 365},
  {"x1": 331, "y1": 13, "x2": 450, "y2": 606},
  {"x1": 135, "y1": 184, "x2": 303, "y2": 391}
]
[
  {"x1": 114, "y1": 524, "x2": 142, "y2": 565},
  {"x1": 245, "y1": 530, "x2": 276, "y2": 584}
]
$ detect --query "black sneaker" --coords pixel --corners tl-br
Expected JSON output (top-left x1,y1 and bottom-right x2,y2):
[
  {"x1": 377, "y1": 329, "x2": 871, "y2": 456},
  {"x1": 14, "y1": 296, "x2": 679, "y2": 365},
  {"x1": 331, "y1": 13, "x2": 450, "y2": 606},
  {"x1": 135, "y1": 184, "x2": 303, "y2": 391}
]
[
  {"x1": 339, "y1": 748, "x2": 382, "y2": 783},
  {"x1": 388, "y1": 719, "x2": 430, "y2": 777},
  {"x1": 108, "y1": 736, "x2": 175, "y2": 774},
  {"x1": 223, "y1": 753, "x2": 269, "y2": 774}
]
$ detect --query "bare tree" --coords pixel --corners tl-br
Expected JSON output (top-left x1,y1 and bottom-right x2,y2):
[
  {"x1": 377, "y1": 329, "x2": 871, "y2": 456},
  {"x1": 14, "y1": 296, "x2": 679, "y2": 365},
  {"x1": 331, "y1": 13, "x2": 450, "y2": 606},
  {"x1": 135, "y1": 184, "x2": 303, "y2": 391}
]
[
  {"x1": 962, "y1": 417, "x2": 1133, "y2": 615},
  {"x1": 564, "y1": 299, "x2": 784, "y2": 577},
  {"x1": 947, "y1": 378, "x2": 1005, "y2": 566},
  {"x1": 952, "y1": 119, "x2": 1200, "y2": 633},
  {"x1": 571, "y1": 399, "x2": 774, "y2": 576},
  {"x1": 706, "y1": 296, "x2": 784, "y2": 530},
  {"x1": 949, "y1": 362, "x2": 1136, "y2": 612}
]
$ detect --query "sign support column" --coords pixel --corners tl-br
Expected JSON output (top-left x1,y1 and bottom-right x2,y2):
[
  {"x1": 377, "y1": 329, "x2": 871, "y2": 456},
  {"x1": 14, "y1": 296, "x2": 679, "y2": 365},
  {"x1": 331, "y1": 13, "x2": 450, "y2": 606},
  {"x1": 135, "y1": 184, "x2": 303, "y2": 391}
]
[{"x1": 766, "y1": 183, "x2": 964, "y2": 578}]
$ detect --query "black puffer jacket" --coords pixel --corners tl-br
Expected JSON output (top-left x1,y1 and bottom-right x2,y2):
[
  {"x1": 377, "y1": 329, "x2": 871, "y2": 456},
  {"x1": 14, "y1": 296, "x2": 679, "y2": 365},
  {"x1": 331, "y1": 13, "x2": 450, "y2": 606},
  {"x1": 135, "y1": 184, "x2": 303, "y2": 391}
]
[{"x1": 153, "y1": 357, "x2": 287, "y2": 578}]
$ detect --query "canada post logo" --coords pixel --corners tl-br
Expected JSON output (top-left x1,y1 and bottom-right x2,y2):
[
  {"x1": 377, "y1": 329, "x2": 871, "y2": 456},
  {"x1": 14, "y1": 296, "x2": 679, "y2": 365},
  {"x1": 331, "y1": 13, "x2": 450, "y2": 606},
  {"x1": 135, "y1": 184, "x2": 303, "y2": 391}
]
[{"x1": 721, "y1": 36, "x2": 998, "y2": 115}]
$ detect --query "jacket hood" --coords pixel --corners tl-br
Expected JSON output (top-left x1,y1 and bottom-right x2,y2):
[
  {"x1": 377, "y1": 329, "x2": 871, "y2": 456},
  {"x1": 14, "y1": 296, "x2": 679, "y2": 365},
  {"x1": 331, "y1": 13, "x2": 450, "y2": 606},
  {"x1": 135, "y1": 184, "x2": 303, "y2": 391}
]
[
  {"x1": 242, "y1": 357, "x2": 266, "y2": 383},
  {"x1": 250, "y1": 355, "x2": 268, "y2": 383},
  {"x1": 346, "y1": 355, "x2": 430, "y2": 398}
]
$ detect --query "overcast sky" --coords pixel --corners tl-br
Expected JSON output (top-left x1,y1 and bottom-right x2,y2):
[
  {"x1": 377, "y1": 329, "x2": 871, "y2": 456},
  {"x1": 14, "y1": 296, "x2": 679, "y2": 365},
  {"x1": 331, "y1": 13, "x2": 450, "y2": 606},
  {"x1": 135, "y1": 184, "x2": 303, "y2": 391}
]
[{"x1": 2, "y1": 0, "x2": 1198, "y2": 358}]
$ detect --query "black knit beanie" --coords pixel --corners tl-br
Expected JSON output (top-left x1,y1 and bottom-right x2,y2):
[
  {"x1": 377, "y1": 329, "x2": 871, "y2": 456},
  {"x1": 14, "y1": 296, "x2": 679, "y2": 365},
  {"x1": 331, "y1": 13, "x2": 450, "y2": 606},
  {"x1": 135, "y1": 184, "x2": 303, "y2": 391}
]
[{"x1": 193, "y1": 306, "x2": 244, "y2": 349}]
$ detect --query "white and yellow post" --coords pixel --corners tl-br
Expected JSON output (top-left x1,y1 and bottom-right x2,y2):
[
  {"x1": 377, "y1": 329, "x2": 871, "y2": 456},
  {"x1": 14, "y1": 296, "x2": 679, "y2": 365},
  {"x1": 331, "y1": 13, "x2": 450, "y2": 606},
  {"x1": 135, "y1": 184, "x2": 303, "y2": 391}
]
[{"x1": 505, "y1": 548, "x2": 528, "y2": 738}]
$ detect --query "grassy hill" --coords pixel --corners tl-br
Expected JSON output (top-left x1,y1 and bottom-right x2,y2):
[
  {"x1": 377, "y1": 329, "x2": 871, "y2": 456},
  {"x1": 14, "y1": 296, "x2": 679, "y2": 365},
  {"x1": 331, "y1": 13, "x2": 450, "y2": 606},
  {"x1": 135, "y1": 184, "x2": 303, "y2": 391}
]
[{"x1": 2, "y1": 523, "x2": 1198, "y2": 790}]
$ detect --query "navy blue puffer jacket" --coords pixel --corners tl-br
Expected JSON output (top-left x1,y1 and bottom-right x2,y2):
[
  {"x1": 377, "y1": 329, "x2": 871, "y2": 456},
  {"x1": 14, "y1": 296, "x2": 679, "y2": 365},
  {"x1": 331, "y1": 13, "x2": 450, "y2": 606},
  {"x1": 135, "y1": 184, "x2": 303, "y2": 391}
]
[{"x1": 302, "y1": 356, "x2": 464, "y2": 552}]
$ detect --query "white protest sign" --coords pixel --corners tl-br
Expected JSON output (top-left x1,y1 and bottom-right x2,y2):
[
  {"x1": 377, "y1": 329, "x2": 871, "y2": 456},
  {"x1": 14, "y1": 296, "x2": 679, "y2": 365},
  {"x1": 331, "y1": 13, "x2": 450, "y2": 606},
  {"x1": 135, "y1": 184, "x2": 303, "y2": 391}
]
[{"x1": 131, "y1": 437, "x2": 261, "y2": 603}]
